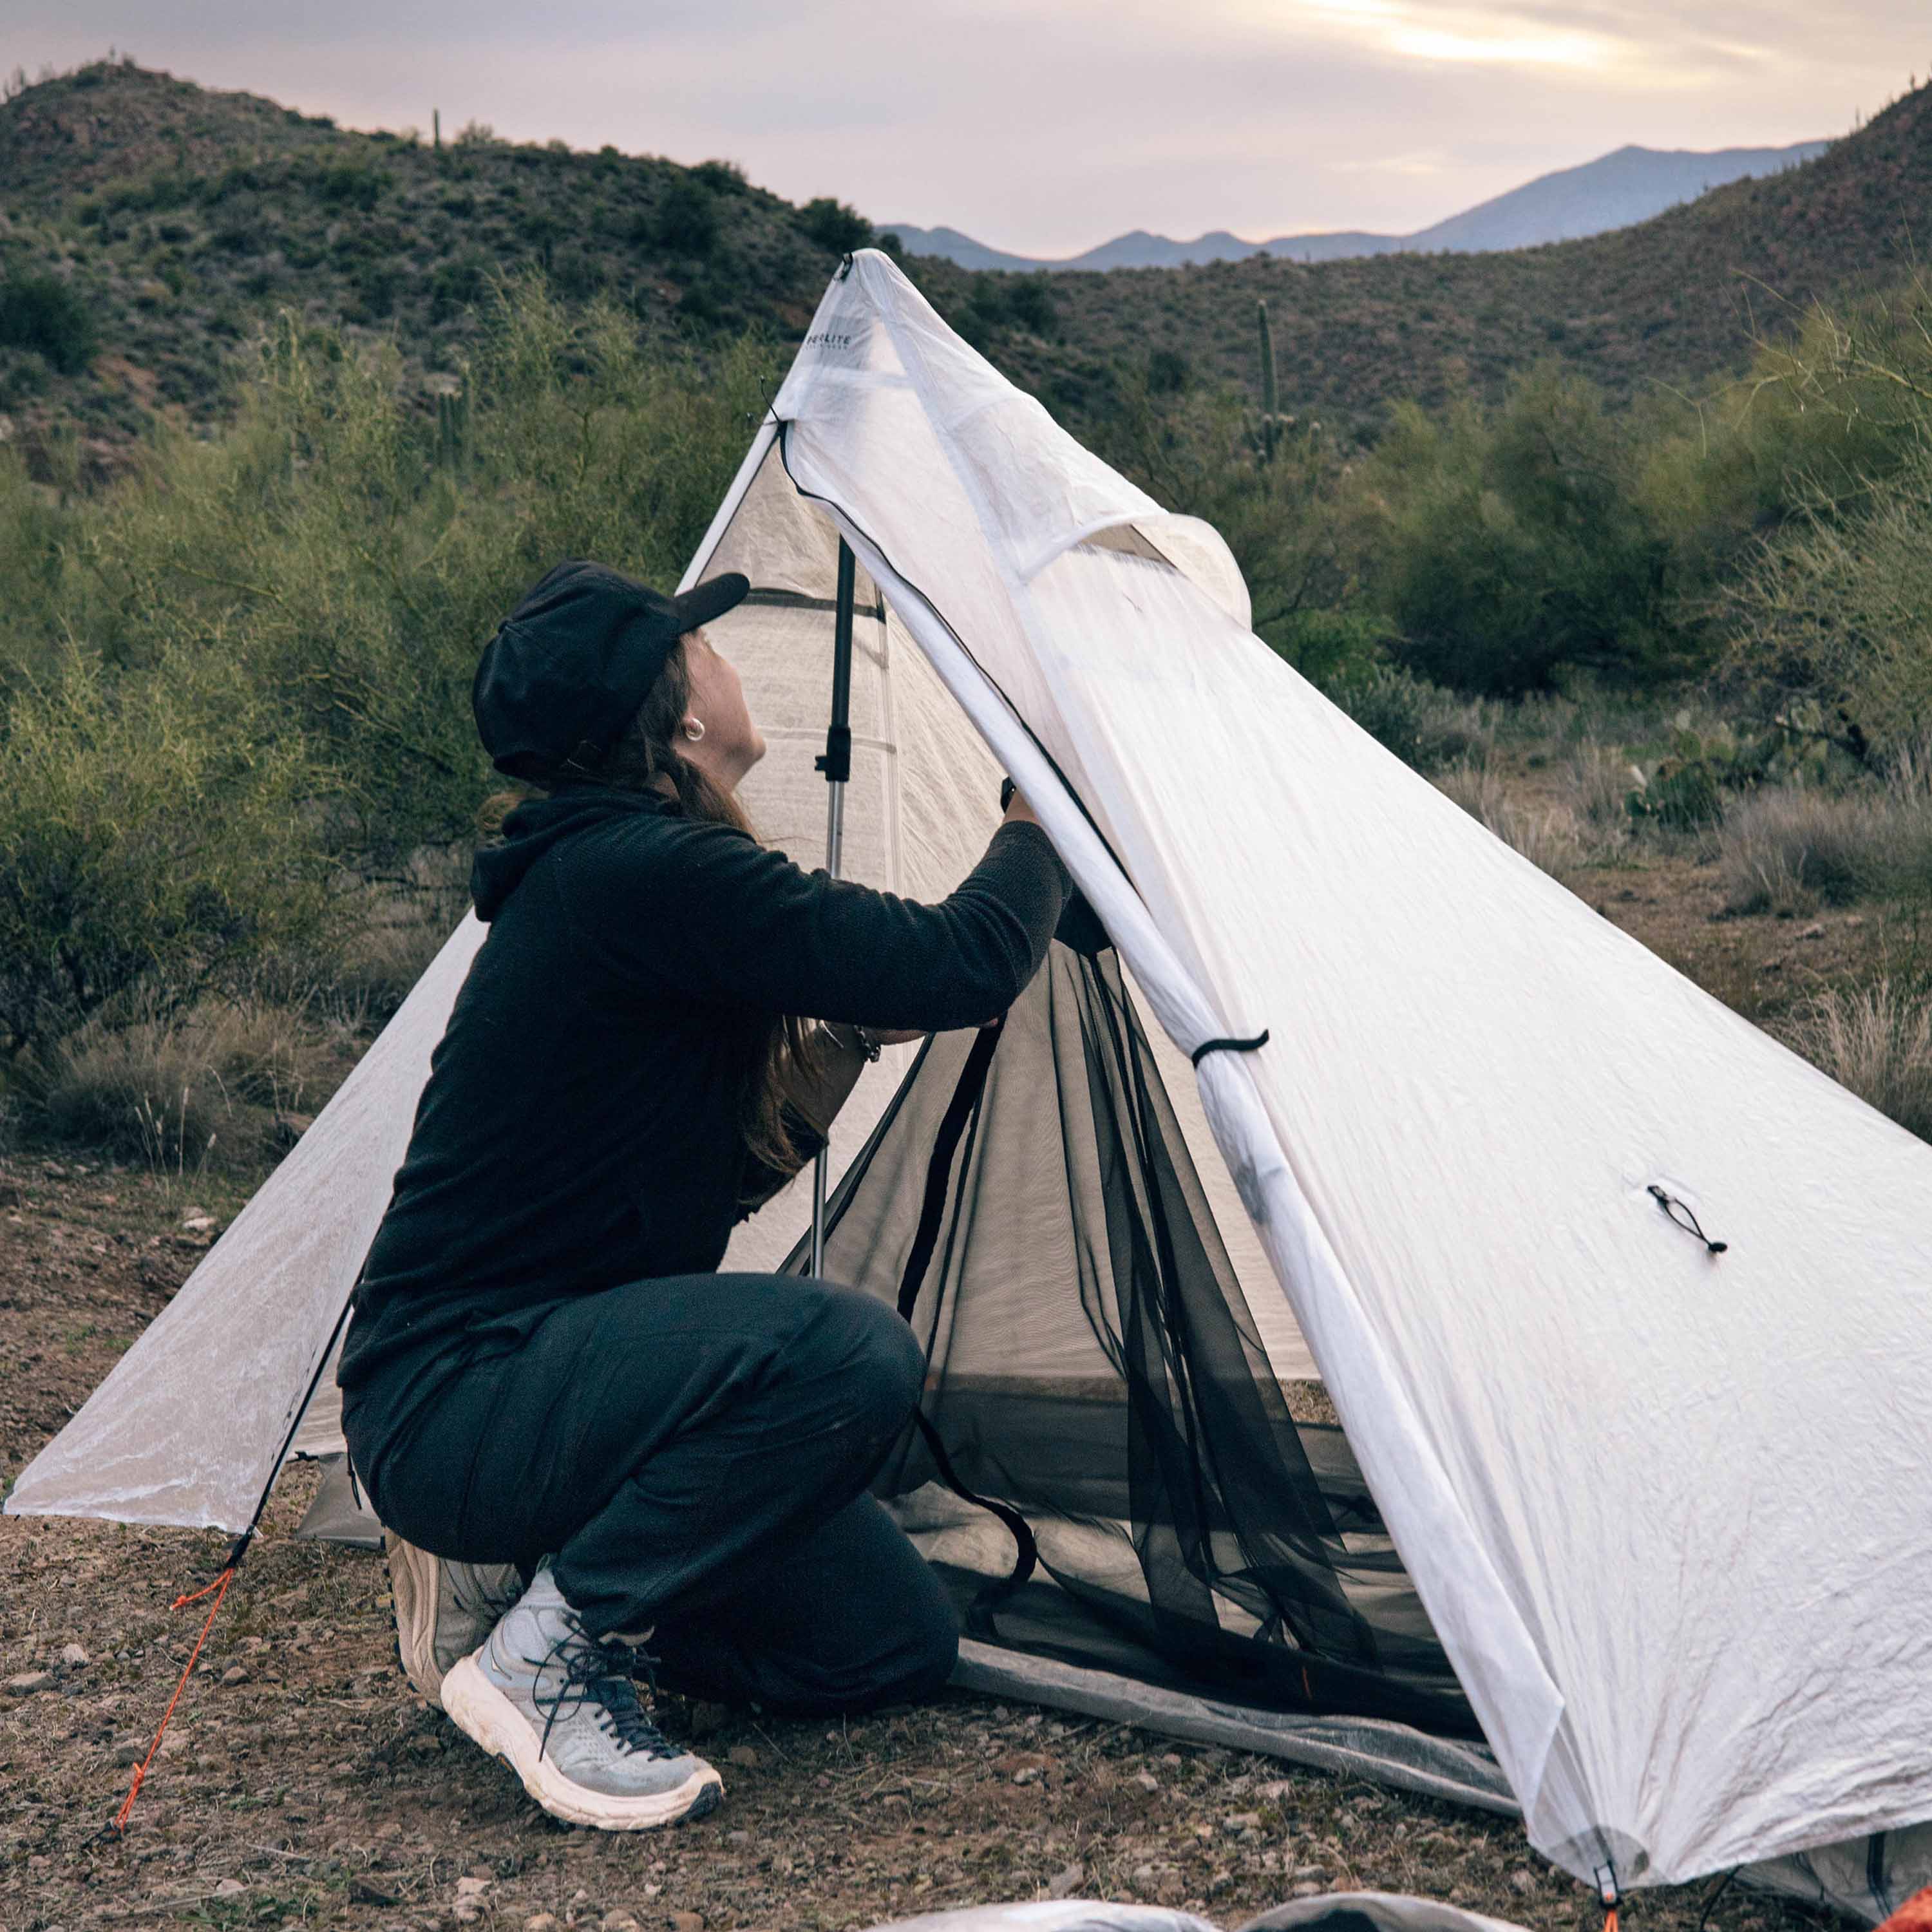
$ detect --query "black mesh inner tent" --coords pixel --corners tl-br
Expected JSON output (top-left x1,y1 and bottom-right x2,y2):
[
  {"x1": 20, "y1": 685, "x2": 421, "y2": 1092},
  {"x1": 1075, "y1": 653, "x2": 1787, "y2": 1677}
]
[{"x1": 784, "y1": 934, "x2": 1477, "y2": 1736}]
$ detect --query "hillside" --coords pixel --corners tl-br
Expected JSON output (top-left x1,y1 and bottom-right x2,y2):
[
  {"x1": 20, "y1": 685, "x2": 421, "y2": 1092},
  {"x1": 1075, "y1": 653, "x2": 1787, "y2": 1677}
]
[
  {"x1": 961, "y1": 80, "x2": 1929, "y2": 433},
  {"x1": 0, "y1": 60, "x2": 855, "y2": 471},
  {"x1": 882, "y1": 138, "x2": 1829, "y2": 270},
  {"x1": 0, "y1": 58, "x2": 1926, "y2": 466}
]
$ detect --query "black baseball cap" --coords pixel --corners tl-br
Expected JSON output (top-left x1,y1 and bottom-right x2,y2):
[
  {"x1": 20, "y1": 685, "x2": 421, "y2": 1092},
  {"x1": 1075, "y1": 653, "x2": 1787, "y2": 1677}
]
[{"x1": 472, "y1": 559, "x2": 751, "y2": 781}]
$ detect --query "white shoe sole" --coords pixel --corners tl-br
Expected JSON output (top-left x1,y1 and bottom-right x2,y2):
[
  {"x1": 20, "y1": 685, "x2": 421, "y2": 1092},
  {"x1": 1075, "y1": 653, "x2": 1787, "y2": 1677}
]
[{"x1": 440, "y1": 1656, "x2": 724, "y2": 1832}]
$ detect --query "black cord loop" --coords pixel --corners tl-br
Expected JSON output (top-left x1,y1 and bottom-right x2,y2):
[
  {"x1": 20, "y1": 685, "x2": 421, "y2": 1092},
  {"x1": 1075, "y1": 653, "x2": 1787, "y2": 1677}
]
[
  {"x1": 1647, "y1": 1185, "x2": 1728, "y2": 1255},
  {"x1": 1191, "y1": 1030, "x2": 1270, "y2": 1066}
]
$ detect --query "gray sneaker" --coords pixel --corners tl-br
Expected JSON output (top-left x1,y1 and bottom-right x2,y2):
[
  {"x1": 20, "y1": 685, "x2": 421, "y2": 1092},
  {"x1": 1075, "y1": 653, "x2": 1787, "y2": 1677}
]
[
  {"x1": 439, "y1": 1566, "x2": 723, "y2": 1831},
  {"x1": 384, "y1": 1530, "x2": 522, "y2": 1709}
]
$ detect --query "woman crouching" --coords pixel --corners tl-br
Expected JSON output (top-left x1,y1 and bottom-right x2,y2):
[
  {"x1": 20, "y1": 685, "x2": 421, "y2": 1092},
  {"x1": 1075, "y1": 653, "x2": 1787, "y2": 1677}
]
[{"x1": 336, "y1": 560, "x2": 1067, "y2": 1830}]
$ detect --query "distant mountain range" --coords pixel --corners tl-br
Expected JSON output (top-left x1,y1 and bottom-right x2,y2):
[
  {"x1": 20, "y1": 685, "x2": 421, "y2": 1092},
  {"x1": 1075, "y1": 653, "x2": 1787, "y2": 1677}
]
[
  {"x1": 6, "y1": 55, "x2": 1924, "y2": 466},
  {"x1": 882, "y1": 140, "x2": 1831, "y2": 272}
]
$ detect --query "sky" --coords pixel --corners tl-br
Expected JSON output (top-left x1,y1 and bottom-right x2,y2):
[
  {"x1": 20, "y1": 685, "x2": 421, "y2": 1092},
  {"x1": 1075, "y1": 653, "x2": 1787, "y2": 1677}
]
[{"x1": 7, "y1": 2, "x2": 1929, "y2": 256}]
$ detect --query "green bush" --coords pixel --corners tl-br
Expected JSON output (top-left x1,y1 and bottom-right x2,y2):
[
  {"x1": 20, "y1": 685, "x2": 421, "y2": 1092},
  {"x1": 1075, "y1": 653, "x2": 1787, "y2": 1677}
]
[
  {"x1": 653, "y1": 178, "x2": 720, "y2": 255},
  {"x1": 797, "y1": 197, "x2": 871, "y2": 254},
  {"x1": 0, "y1": 278, "x2": 779, "y2": 1063},
  {"x1": 0, "y1": 647, "x2": 332, "y2": 1054},
  {"x1": 1005, "y1": 276, "x2": 1057, "y2": 337},
  {"x1": 1146, "y1": 348, "x2": 1189, "y2": 395},
  {"x1": 1275, "y1": 608, "x2": 1388, "y2": 688},
  {"x1": 689, "y1": 160, "x2": 746, "y2": 194},
  {"x1": 1326, "y1": 664, "x2": 1492, "y2": 774},
  {"x1": 1090, "y1": 374, "x2": 1356, "y2": 670},
  {"x1": 0, "y1": 271, "x2": 100, "y2": 375},
  {"x1": 1719, "y1": 442, "x2": 1932, "y2": 764},
  {"x1": 0, "y1": 347, "x2": 52, "y2": 407},
  {"x1": 311, "y1": 161, "x2": 392, "y2": 211},
  {"x1": 1361, "y1": 366, "x2": 1684, "y2": 695}
]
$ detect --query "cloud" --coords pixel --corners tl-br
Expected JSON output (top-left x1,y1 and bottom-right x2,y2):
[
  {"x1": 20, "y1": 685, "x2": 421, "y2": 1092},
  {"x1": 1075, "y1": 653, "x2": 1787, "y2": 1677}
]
[
  {"x1": 1218, "y1": 0, "x2": 1792, "y2": 85},
  {"x1": 1332, "y1": 148, "x2": 1455, "y2": 176}
]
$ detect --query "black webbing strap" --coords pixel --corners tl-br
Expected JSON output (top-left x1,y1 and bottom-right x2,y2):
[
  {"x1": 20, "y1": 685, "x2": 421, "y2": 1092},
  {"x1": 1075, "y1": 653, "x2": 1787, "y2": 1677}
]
[
  {"x1": 891, "y1": 1019, "x2": 1039, "y2": 1629},
  {"x1": 1190, "y1": 1029, "x2": 1269, "y2": 1066},
  {"x1": 896, "y1": 1020, "x2": 1003, "y2": 1320},
  {"x1": 1869, "y1": 1832, "x2": 1893, "y2": 1921},
  {"x1": 912, "y1": 1410, "x2": 1039, "y2": 1631}
]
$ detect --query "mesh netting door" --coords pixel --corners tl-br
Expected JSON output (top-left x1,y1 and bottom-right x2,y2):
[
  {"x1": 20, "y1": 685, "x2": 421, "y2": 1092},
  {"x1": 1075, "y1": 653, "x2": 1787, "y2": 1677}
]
[{"x1": 786, "y1": 936, "x2": 1474, "y2": 1733}]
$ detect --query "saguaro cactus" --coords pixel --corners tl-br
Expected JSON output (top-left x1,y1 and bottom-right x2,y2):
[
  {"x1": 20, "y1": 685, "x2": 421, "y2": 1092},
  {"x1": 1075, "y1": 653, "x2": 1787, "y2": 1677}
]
[{"x1": 1257, "y1": 299, "x2": 1282, "y2": 462}]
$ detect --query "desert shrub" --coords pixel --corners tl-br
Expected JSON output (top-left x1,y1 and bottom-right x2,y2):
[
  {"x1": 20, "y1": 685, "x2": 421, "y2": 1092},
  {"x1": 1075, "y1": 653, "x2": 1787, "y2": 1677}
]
[
  {"x1": 1005, "y1": 275, "x2": 1057, "y2": 337},
  {"x1": 0, "y1": 448, "x2": 73, "y2": 647},
  {"x1": 1567, "y1": 740, "x2": 1637, "y2": 842},
  {"x1": 1092, "y1": 374, "x2": 1356, "y2": 668},
  {"x1": 1719, "y1": 442, "x2": 1932, "y2": 764},
  {"x1": 310, "y1": 161, "x2": 391, "y2": 211},
  {"x1": 690, "y1": 160, "x2": 746, "y2": 194},
  {"x1": 0, "y1": 346, "x2": 52, "y2": 407},
  {"x1": 0, "y1": 278, "x2": 777, "y2": 1060},
  {"x1": 35, "y1": 996, "x2": 350, "y2": 1169},
  {"x1": 1435, "y1": 761, "x2": 1581, "y2": 874},
  {"x1": 797, "y1": 197, "x2": 871, "y2": 254},
  {"x1": 429, "y1": 254, "x2": 489, "y2": 319},
  {"x1": 1714, "y1": 784, "x2": 1932, "y2": 914},
  {"x1": 1327, "y1": 665, "x2": 1492, "y2": 775},
  {"x1": 1629, "y1": 747, "x2": 1727, "y2": 831},
  {"x1": 0, "y1": 270, "x2": 100, "y2": 375},
  {"x1": 1776, "y1": 979, "x2": 1932, "y2": 1142},
  {"x1": 1361, "y1": 365, "x2": 1685, "y2": 694},
  {"x1": 1146, "y1": 347, "x2": 1190, "y2": 395},
  {"x1": 1276, "y1": 608, "x2": 1388, "y2": 688},
  {"x1": 1706, "y1": 273, "x2": 1932, "y2": 760},
  {"x1": 0, "y1": 647, "x2": 332, "y2": 1053},
  {"x1": 653, "y1": 178, "x2": 720, "y2": 255}
]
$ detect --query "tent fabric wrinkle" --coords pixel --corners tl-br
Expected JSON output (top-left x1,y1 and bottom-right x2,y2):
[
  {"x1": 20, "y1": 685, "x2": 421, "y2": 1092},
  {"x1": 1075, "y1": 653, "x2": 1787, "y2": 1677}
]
[{"x1": 12, "y1": 248, "x2": 1932, "y2": 1905}]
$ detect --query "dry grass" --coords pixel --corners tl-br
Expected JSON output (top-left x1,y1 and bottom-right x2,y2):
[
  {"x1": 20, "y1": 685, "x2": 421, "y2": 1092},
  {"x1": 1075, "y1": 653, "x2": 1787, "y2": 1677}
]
[
  {"x1": 33, "y1": 995, "x2": 353, "y2": 1172},
  {"x1": 1716, "y1": 785, "x2": 1932, "y2": 915},
  {"x1": 1565, "y1": 739, "x2": 1639, "y2": 846},
  {"x1": 328, "y1": 843, "x2": 471, "y2": 1019},
  {"x1": 1776, "y1": 977, "x2": 1932, "y2": 1140},
  {"x1": 1437, "y1": 761, "x2": 1595, "y2": 874}
]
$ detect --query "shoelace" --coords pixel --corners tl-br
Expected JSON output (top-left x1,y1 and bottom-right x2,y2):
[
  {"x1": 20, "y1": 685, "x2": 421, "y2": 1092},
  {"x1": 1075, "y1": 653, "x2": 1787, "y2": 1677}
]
[{"x1": 528, "y1": 1629, "x2": 677, "y2": 1763}]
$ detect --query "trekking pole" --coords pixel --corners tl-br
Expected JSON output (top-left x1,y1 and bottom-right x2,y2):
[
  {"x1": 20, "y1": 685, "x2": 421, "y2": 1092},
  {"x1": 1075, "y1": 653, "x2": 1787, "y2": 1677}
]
[{"x1": 810, "y1": 537, "x2": 857, "y2": 1276}]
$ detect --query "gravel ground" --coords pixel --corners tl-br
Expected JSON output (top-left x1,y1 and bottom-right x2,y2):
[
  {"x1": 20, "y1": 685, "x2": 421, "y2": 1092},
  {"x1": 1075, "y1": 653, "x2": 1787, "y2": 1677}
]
[{"x1": 0, "y1": 1144, "x2": 1847, "y2": 1932}]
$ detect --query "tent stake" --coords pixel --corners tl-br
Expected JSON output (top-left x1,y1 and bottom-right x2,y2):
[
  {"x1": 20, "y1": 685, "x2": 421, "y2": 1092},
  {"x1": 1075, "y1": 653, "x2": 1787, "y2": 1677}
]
[{"x1": 810, "y1": 538, "x2": 857, "y2": 1276}]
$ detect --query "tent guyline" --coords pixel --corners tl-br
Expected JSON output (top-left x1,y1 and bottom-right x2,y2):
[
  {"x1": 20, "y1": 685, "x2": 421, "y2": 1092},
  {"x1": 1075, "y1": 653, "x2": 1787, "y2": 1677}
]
[
  {"x1": 15, "y1": 250, "x2": 1932, "y2": 1923},
  {"x1": 96, "y1": 1279, "x2": 361, "y2": 1836},
  {"x1": 1645, "y1": 1186, "x2": 1727, "y2": 1255}
]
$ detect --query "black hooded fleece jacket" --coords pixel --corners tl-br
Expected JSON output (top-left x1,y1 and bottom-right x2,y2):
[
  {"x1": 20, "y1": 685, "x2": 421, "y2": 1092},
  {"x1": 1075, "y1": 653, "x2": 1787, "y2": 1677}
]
[{"x1": 336, "y1": 786, "x2": 1070, "y2": 1392}]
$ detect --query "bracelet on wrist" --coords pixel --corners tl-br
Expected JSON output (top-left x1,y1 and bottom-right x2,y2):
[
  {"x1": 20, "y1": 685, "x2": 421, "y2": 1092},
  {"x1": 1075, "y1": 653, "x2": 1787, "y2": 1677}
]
[{"x1": 826, "y1": 1021, "x2": 883, "y2": 1063}]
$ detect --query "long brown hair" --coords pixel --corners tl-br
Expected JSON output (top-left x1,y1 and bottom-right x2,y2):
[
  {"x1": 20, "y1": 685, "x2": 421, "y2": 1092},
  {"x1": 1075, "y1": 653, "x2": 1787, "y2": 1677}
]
[{"x1": 489, "y1": 639, "x2": 826, "y2": 1180}]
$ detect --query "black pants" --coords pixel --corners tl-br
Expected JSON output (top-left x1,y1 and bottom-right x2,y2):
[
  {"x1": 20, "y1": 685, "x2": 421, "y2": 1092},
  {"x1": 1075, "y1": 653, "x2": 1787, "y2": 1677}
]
[{"x1": 341, "y1": 1274, "x2": 958, "y2": 1717}]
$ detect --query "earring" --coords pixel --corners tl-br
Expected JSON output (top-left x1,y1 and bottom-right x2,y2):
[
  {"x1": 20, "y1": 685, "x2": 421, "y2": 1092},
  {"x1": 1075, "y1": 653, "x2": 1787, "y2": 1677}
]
[{"x1": 681, "y1": 716, "x2": 706, "y2": 743}]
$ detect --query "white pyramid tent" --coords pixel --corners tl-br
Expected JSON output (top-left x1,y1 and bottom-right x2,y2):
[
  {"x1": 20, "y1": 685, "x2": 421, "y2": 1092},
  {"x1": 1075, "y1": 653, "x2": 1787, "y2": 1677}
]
[{"x1": 13, "y1": 251, "x2": 1932, "y2": 1913}]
